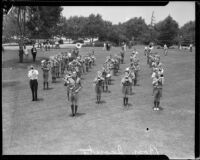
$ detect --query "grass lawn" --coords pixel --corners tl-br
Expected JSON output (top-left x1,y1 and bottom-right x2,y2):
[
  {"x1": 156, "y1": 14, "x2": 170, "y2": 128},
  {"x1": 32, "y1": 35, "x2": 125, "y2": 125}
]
[{"x1": 2, "y1": 45, "x2": 195, "y2": 158}]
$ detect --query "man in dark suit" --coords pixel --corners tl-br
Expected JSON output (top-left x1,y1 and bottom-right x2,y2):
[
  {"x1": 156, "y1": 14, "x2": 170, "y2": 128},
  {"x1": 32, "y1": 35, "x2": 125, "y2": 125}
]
[
  {"x1": 28, "y1": 65, "x2": 39, "y2": 101},
  {"x1": 31, "y1": 44, "x2": 37, "y2": 62}
]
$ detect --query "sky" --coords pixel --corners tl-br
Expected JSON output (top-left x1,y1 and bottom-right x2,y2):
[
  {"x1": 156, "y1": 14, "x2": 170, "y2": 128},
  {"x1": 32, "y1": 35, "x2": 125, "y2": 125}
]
[{"x1": 62, "y1": 2, "x2": 195, "y2": 27}]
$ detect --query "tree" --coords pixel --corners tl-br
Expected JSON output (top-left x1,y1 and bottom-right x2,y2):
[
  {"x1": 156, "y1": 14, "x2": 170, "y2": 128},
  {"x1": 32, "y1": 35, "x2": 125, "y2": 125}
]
[
  {"x1": 179, "y1": 21, "x2": 195, "y2": 46},
  {"x1": 64, "y1": 16, "x2": 88, "y2": 40},
  {"x1": 26, "y1": 6, "x2": 63, "y2": 39},
  {"x1": 155, "y1": 15, "x2": 179, "y2": 47},
  {"x1": 123, "y1": 17, "x2": 149, "y2": 43},
  {"x1": 3, "y1": 10, "x2": 19, "y2": 42},
  {"x1": 98, "y1": 20, "x2": 112, "y2": 41},
  {"x1": 85, "y1": 14, "x2": 104, "y2": 43},
  {"x1": 3, "y1": 6, "x2": 28, "y2": 62}
]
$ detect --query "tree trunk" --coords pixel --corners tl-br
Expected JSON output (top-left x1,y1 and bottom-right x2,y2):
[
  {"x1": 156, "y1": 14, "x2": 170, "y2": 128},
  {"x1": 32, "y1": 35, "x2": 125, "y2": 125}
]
[
  {"x1": 17, "y1": 7, "x2": 26, "y2": 63},
  {"x1": 19, "y1": 36, "x2": 24, "y2": 63}
]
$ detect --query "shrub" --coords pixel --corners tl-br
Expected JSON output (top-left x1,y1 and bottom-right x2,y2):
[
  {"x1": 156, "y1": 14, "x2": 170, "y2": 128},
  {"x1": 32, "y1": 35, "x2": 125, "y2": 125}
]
[{"x1": 82, "y1": 41, "x2": 118, "y2": 47}]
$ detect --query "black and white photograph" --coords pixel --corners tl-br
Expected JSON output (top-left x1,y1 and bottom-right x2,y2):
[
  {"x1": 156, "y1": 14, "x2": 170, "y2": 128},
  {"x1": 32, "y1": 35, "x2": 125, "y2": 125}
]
[{"x1": 2, "y1": 1, "x2": 197, "y2": 159}]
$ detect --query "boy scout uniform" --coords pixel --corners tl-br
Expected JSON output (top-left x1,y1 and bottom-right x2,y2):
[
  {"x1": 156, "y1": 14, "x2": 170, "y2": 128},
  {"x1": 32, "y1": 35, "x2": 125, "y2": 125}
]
[{"x1": 152, "y1": 73, "x2": 164, "y2": 110}]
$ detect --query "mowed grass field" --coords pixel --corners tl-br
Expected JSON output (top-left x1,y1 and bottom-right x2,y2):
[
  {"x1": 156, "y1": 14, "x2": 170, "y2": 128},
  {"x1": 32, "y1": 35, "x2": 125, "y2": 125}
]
[{"x1": 2, "y1": 45, "x2": 195, "y2": 158}]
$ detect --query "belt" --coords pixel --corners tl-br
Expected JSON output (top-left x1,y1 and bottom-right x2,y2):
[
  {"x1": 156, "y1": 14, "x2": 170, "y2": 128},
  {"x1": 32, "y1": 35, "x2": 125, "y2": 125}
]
[{"x1": 154, "y1": 86, "x2": 162, "y2": 89}]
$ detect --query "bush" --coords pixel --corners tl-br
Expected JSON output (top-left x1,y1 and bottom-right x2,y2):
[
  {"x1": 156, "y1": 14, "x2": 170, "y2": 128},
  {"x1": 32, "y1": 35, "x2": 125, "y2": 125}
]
[
  {"x1": 83, "y1": 41, "x2": 119, "y2": 47},
  {"x1": 73, "y1": 39, "x2": 84, "y2": 44},
  {"x1": 157, "y1": 45, "x2": 163, "y2": 49},
  {"x1": 94, "y1": 41, "x2": 104, "y2": 47},
  {"x1": 82, "y1": 41, "x2": 104, "y2": 47},
  {"x1": 169, "y1": 46, "x2": 176, "y2": 49},
  {"x1": 24, "y1": 39, "x2": 35, "y2": 45}
]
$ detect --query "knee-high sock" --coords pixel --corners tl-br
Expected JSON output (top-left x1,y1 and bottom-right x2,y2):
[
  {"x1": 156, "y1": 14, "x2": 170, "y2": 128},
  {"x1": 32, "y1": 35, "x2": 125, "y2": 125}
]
[
  {"x1": 126, "y1": 97, "x2": 128, "y2": 105},
  {"x1": 75, "y1": 105, "x2": 78, "y2": 114},
  {"x1": 71, "y1": 105, "x2": 74, "y2": 116},
  {"x1": 157, "y1": 101, "x2": 160, "y2": 108},
  {"x1": 154, "y1": 101, "x2": 156, "y2": 108}
]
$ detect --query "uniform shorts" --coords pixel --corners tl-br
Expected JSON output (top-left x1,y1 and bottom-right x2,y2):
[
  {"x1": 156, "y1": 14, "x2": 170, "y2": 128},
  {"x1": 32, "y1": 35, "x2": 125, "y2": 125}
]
[
  {"x1": 43, "y1": 72, "x2": 49, "y2": 82},
  {"x1": 122, "y1": 85, "x2": 130, "y2": 95},
  {"x1": 154, "y1": 88, "x2": 162, "y2": 101},
  {"x1": 70, "y1": 93, "x2": 78, "y2": 103},
  {"x1": 95, "y1": 85, "x2": 102, "y2": 94}
]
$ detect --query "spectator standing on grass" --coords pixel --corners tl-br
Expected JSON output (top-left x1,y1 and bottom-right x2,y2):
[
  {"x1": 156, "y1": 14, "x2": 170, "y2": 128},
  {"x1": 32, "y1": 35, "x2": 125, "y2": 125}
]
[
  {"x1": 23, "y1": 45, "x2": 29, "y2": 58},
  {"x1": 179, "y1": 44, "x2": 182, "y2": 50},
  {"x1": 41, "y1": 42, "x2": 43, "y2": 51},
  {"x1": 189, "y1": 44, "x2": 192, "y2": 52},
  {"x1": 19, "y1": 46, "x2": 24, "y2": 63},
  {"x1": 31, "y1": 44, "x2": 37, "y2": 62},
  {"x1": 106, "y1": 42, "x2": 111, "y2": 52},
  {"x1": 103, "y1": 42, "x2": 106, "y2": 50},
  {"x1": 45, "y1": 42, "x2": 48, "y2": 51},
  {"x1": 28, "y1": 65, "x2": 39, "y2": 101},
  {"x1": 163, "y1": 44, "x2": 168, "y2": 56},
  {"x1": 48, "y1": 41, "x2": 51, "y2": 51},
  {"x1": 144, "y1": 46, "x2": 148, "y2": 56},
  {"x1": 122, "y1": 42, "x2": 126, "y2": 52}
]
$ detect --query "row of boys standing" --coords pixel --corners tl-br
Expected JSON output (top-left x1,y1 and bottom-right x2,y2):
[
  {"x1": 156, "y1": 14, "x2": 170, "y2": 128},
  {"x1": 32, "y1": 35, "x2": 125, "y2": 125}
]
[{"x1": 145, "y1": 43, "x2": 165, "y2": 110}]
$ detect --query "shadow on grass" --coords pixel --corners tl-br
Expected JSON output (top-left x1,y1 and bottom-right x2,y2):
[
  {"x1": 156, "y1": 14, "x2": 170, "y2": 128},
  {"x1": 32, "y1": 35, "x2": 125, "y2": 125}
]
[
  {"x1": 103, "y1": 90, "x2": 111, "y2": 93},
  {"x1": 127, "y1": 103, "x2": 133, "y2": 107},
  {"x1": 2, "y1": 57, "x2": 48, "y2": 69},
  {"x1": 158, "y1": 106, "x2": 164, "y2": 111},
  {"x1": 98, "y1": 100, "x2": 106, "y2": 104},
  {"x1": 36, "y1": 98, "x2": 44, "y2": 101},
  {"x1": 52, "y1": 80, "x2": 63, "y2": 84},
  {"x1": 75, "y1": 112, "x2": 86, "y2": 117},
  {"x1": 44, "y1": 87, "x2": 54, "y2": 90},
  {"x1": 2, "y1": 81, "x2": 20, "y2": 88},
  {"x1": 69, "y1": 112, "x2": 86, "y2": 117},
  {"x1": 129, "y1": 92, "x2": 135, "y2": 95}
]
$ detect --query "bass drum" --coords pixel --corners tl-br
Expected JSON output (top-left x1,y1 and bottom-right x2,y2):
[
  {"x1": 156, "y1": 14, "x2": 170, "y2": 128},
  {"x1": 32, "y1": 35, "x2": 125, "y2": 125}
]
[{"x1": 76, "y1": 43, "x2": 82, "y2": 49}]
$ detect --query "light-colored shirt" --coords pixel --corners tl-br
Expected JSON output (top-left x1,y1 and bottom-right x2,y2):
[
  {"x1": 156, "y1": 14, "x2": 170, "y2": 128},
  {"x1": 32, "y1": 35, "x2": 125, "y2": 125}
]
[
  {"x1": 148, "y1": 46, "x2": 154, "y2": 53},
  {"x1": 28, "y1": 69, "x2": 39, "y2": 80},
  {"x1": 24, "y1": 48, "x2": 28, "y2": 55},
  {"x1": 152, "y1": 76, "x2": 164, "y2": 87},
  {"x1": 121, "y1": 76, "x2": 132, "y2": 86}
]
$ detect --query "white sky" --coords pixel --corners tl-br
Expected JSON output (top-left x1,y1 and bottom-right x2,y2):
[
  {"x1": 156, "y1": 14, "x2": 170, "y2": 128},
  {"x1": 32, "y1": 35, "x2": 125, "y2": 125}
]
[{"x1": 62, "y1": 1, "x2": 195, "y2": 27}]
